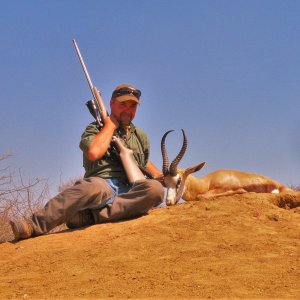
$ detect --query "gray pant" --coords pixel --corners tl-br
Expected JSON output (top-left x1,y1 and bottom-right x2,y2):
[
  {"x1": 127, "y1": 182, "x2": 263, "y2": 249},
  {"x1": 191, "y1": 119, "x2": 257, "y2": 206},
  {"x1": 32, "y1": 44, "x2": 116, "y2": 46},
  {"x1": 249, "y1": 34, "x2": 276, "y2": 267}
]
[{"x1": 31, "y1": 178, "x2": 164, "y2": 235}]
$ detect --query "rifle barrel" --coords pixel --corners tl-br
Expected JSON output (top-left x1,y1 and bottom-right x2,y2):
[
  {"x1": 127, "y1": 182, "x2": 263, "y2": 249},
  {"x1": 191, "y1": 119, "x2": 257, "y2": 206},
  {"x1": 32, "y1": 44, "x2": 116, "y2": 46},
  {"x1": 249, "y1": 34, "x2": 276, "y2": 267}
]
[{"x1": 72, "y1": 39, "x2": 95, "y2": 98}]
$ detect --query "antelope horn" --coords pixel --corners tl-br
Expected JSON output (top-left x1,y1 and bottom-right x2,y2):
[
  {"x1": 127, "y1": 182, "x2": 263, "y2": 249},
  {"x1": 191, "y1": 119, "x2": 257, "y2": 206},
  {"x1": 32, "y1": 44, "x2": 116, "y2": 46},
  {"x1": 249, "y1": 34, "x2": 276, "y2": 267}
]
[
  {"x1": 169, "y1": 129, "x2": 187, "y2": 176},
  {"x1": 161, "y1": 130, "x2": 174, "y2": 176}
]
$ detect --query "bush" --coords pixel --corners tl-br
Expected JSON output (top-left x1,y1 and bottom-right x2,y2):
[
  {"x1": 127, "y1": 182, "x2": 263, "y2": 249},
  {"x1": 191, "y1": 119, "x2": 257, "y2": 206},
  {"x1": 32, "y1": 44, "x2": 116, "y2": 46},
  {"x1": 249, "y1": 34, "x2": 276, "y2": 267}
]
[
  {"x1": 0, "y1": 153, "x2": 83, "y2": 242},
  {"x1": 0, "y1": 153, "x2": 50, "y2": 242}
]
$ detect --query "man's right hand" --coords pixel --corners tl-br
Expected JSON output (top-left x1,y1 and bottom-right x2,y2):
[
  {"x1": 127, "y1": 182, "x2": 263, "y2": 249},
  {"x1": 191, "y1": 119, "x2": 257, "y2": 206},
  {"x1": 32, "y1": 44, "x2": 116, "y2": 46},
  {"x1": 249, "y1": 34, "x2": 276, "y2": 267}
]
[{"x1": 102, "y1": 111, "x2": 119, "y2": 130}]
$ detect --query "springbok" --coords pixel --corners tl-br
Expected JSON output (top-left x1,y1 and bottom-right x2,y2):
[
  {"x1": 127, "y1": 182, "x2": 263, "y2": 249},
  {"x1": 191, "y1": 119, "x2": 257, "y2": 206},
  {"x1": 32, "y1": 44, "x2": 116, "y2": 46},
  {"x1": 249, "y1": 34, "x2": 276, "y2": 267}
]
[{"x1": 161, "y1": 129, "x2": 294, "y2": 206}]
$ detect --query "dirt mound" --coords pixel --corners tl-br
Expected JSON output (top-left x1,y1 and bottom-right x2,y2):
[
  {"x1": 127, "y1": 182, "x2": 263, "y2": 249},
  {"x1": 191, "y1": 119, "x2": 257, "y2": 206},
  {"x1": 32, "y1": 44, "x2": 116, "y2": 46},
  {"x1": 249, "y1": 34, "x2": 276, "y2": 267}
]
[{"x1": 1, "y1": 193, "x2": 300, "y2": 299}]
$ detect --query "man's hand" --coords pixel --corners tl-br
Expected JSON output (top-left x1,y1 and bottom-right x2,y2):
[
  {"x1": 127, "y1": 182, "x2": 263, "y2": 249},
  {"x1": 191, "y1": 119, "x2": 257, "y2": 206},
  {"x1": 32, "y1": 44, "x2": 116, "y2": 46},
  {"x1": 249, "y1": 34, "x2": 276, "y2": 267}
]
[
  {"x1": 145, "y1": 161, "x2": 166, "y2": 186},
  {"x1": 102, "y1": 111, "x2": 119, "y2": 129},
  {"x1": 154, "y1": 175, "x2": 166, "y2": 187}
]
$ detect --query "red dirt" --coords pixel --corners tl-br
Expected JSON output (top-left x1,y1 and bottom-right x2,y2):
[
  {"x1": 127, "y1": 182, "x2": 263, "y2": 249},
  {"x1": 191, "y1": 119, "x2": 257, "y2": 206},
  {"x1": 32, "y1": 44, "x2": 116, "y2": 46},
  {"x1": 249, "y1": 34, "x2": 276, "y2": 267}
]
[{"x1": 1, "y1": 193, "x2": 300, "y2": 299}]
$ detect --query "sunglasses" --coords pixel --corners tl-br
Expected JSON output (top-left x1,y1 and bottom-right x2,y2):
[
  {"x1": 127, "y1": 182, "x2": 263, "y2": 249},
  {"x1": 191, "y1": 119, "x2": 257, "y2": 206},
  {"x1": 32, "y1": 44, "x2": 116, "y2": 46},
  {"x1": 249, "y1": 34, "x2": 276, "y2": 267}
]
[{"x1": 112, "y1": 87, "x2": 141, "y2": 99}]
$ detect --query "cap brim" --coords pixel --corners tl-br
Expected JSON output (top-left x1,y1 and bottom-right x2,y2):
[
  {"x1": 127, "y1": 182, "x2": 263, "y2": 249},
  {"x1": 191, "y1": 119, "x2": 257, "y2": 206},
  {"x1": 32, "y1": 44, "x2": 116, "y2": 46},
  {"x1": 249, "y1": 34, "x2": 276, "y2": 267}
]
[{"x1": 115, "y1": 94, "x2": 140, "y2": 104}]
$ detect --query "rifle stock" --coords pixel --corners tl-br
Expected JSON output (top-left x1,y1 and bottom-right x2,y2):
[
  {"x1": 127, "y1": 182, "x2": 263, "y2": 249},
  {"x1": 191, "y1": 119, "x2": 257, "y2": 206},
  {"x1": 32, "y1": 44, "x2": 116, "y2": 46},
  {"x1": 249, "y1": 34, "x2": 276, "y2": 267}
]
[
  {"x1": 112, "y1": 137, "x2": 146, "y2": 183},
  {"x1": 73, "y1": 39, "x2": 146, "y2": 183}
]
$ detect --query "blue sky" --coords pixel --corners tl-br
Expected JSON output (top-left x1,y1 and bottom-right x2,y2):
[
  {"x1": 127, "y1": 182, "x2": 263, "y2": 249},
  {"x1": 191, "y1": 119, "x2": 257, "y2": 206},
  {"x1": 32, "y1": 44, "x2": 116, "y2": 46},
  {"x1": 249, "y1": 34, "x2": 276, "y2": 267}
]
[{"x1": 1, "y1": 0, "x2": 299, "y2": 195}]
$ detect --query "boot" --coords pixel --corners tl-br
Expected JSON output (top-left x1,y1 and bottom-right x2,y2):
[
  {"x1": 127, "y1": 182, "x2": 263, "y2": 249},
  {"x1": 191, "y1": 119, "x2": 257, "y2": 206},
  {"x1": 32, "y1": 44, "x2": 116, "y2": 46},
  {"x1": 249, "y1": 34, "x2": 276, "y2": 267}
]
[
  {"x1": 10, "y1": 220, "x2": 34, "y2": 241},
  {"x1": 66, "y1": 209, "x2": 95, "y2": 229}
]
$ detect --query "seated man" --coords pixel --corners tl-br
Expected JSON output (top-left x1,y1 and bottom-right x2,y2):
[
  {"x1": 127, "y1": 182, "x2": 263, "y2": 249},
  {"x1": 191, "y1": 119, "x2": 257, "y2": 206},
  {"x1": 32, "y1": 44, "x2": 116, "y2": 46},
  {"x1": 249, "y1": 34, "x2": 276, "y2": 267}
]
[{"x1": 10, "y1": 84, "x2": 164, "y2": 241}]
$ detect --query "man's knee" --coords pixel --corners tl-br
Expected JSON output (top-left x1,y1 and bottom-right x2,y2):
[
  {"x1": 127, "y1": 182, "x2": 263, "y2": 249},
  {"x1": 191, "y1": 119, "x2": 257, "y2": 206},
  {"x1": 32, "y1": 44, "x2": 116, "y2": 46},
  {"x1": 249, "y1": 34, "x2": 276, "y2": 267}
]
[
  {"x1": 73, "y1": 177, "x2": 110, "y2": 198},
  {"x1": 142, "y1": 179, "x2": 164, "y2": 205},
  {"x1": 148, "y1": 179, "x2": 164, "y2": 195}
]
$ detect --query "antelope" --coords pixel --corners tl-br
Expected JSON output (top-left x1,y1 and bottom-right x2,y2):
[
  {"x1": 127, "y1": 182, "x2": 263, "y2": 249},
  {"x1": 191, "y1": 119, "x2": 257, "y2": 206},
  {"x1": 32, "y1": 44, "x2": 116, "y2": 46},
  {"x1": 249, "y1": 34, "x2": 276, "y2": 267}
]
[{"x1": 161, "y1": 129, "x2": 294, "y2": 206}]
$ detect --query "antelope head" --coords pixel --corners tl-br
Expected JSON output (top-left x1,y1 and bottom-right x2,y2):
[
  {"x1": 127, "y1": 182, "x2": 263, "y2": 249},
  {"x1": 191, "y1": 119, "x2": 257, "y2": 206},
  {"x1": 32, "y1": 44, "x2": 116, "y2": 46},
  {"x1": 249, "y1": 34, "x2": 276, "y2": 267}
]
[{"x1": 161, "y1": 129, "x2": 206, "y2": 206}]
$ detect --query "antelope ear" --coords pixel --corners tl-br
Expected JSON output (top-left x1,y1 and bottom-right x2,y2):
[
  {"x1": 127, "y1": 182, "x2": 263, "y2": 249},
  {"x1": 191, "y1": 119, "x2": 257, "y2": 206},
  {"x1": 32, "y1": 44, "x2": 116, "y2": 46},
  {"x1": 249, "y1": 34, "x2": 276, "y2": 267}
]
[{"x1": 183, "y1": 162, "x2": 205, "y2": 177}]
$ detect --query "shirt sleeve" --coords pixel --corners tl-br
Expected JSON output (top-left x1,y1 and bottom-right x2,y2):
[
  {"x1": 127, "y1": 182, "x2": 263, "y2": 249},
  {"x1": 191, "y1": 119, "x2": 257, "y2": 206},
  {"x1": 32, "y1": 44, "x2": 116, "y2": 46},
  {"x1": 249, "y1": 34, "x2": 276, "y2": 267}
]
[{"x1": 79, "y1": 122, "x2": 100, "y2": 156}]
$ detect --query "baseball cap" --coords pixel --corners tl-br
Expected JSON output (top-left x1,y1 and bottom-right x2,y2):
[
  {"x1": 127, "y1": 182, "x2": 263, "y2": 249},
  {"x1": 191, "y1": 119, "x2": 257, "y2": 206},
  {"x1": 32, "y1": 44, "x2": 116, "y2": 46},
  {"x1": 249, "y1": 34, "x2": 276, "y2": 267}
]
[{"x1": 111, "y1": 84, "x2": 141, "y2": 104}]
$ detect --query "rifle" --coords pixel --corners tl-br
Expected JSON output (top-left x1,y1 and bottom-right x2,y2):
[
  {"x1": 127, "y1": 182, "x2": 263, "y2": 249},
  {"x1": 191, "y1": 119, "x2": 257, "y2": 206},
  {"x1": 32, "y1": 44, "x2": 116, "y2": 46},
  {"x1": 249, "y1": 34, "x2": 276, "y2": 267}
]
[{"x1": 72, "y1": 39, "x2": 146, "y2": 184}]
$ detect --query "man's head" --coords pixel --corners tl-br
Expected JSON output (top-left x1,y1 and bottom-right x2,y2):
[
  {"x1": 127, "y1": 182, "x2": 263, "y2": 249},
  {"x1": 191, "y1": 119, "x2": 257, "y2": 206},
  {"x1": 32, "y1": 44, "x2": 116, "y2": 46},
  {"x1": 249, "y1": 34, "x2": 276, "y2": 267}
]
[{"x1": 110, "y1": 84, "x2": 141, "y2": 125}]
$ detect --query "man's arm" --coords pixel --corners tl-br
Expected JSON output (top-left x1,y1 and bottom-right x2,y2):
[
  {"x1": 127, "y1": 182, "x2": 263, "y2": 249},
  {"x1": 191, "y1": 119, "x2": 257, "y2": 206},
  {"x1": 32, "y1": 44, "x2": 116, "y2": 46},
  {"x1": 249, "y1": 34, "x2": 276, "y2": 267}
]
[
  {"x1": 145, "y1": 160, "x2": 165, "y2": 186},
  {"x1": 88, "y1": 114, "x2": 118, "y2": 161}
]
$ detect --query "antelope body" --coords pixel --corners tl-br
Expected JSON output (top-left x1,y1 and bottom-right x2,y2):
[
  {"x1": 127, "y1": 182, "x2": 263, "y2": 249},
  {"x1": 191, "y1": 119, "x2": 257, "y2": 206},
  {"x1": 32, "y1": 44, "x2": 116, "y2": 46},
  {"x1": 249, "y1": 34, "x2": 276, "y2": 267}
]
[
  {"x1": 161, "y1": 129, "x2": 294, "y2": 206},
  {"x1": 179, "y1": 167, "x2": 293, "y2": 202}
]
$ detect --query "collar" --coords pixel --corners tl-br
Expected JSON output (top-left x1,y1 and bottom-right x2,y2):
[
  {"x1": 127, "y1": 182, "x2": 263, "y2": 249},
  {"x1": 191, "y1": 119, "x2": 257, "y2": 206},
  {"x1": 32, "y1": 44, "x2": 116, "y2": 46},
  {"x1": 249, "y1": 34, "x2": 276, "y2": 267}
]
[{"x1": 118, "y1": 123, "x2": 136, "y2": 136}]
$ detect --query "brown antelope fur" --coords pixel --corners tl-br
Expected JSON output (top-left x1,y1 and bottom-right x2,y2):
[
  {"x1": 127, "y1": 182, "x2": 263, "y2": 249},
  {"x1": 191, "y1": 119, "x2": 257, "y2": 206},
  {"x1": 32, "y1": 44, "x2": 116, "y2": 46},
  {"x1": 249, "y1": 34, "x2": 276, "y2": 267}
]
[{"x1": 178, "y1": 168, "x2": 294, "y2": 202}]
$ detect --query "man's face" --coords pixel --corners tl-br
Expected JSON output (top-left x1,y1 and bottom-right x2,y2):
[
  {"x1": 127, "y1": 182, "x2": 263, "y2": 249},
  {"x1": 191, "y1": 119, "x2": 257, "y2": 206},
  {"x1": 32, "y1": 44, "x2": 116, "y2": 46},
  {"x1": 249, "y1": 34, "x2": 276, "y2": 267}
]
[{"x1": 110, "y1": 99, "x2": 138, "y2": 125}]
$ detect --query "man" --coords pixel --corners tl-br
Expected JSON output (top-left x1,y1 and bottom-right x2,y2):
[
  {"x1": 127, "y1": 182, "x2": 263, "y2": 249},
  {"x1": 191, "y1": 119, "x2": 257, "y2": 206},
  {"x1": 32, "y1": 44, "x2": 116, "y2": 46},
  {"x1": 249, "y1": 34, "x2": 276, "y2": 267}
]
[{"x1": 10, "y1": 84, "x2": 164, "y2": 241}]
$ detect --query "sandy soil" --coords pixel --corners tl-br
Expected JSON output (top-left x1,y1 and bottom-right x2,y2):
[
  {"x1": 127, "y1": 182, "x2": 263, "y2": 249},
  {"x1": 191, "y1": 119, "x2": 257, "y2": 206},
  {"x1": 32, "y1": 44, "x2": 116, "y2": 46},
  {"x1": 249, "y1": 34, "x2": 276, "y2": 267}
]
[{"x1": 1, "y1": 193, "x2": 300, "y2": 299}]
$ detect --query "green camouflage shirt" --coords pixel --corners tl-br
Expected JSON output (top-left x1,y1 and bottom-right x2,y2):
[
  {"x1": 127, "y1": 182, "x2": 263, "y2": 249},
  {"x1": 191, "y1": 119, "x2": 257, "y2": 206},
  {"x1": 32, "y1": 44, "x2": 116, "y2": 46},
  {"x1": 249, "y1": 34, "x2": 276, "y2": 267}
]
[{"x1": 79, "y1": 122, "x2": 150, "y2": 183}]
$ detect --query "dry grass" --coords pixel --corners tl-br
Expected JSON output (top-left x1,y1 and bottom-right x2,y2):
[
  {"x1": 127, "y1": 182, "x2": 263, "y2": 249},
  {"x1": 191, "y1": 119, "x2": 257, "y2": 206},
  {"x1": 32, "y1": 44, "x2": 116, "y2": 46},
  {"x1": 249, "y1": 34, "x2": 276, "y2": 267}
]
[
  {"x1": 0, "y1": 154, "x2": 47, "y2": 242},
  {"x1": 0, "y1": 153, "x2": 68, "y2": 242},
  {"x1": 0, "y1": 153, "x2": 83, "y2": 242}
]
